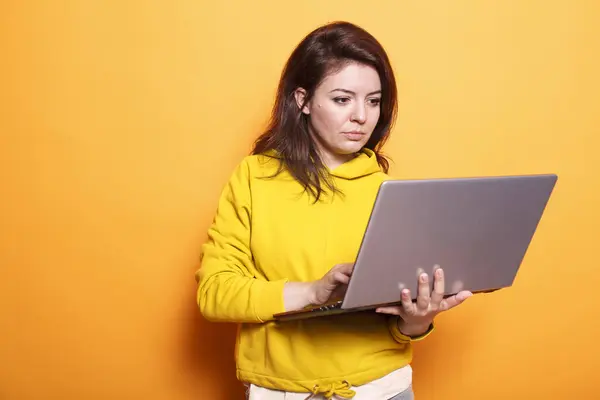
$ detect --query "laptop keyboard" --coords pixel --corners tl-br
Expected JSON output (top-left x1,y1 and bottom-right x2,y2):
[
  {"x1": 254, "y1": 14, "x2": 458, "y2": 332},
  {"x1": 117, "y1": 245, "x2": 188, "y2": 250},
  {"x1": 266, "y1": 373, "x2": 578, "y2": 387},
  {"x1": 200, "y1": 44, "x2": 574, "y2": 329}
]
[{"x1": 314, "y1": 301, "x2": 343, "y2": 312}]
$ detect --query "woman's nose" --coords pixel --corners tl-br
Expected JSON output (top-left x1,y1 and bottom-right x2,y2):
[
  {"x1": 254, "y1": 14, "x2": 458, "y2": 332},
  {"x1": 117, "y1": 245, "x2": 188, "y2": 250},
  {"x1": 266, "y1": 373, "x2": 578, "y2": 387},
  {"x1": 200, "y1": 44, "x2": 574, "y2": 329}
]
[{"x1": 351, "y1": 105, "x2": 366, "y2": 124}]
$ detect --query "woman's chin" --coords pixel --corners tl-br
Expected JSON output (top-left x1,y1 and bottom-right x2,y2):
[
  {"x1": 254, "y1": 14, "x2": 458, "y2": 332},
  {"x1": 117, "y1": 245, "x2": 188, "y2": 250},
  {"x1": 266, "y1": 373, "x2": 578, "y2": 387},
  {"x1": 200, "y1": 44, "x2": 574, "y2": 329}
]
[{"x1": 335, "y1": 142, "x2": 366, "y2": 155}]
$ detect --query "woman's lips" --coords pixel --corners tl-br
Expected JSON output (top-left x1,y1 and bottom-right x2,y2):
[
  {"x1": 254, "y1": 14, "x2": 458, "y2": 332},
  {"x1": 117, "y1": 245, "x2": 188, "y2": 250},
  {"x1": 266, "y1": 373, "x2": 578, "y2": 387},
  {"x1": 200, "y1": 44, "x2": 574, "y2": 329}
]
[{"x1": 342, "y1": 131, "x2": 364, "y2": 141}]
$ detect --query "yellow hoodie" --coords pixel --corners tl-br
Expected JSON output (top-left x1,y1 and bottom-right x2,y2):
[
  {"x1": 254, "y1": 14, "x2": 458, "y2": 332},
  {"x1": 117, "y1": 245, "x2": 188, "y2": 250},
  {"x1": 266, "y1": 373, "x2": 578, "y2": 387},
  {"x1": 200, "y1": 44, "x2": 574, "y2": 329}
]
[{"x1": 196, "y1": 149, "x2": 432, "y2": 398}]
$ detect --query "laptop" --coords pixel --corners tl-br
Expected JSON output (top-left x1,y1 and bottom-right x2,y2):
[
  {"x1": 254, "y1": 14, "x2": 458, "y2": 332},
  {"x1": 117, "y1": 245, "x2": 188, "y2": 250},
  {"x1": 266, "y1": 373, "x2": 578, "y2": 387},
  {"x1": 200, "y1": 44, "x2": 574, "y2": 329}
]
[{"x1": 273, "y1": 173, "x2": 558, "y2": 322}]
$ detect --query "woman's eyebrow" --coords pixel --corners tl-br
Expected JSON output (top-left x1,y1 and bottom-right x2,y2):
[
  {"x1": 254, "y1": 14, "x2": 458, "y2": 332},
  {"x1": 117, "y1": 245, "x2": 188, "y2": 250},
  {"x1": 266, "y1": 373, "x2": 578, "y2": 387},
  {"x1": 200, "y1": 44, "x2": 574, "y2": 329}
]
[{"x1": 328, "y1": 88, "x2": 382, "y2": 96}]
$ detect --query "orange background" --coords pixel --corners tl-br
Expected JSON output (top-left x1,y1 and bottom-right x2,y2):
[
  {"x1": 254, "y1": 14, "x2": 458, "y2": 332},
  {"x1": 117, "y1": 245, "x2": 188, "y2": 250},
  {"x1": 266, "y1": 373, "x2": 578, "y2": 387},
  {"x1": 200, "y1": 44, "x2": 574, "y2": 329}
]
[{"x1": 1, "y1": 1, "x2": 599, "y2": 399}]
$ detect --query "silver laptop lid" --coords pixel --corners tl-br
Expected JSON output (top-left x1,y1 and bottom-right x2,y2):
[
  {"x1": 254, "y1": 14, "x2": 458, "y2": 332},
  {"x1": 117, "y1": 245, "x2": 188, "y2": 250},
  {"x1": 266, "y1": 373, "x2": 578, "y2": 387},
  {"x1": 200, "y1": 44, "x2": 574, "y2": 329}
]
[{"x1": 342, "y1": 174, "x2": 557, "y2": 309}]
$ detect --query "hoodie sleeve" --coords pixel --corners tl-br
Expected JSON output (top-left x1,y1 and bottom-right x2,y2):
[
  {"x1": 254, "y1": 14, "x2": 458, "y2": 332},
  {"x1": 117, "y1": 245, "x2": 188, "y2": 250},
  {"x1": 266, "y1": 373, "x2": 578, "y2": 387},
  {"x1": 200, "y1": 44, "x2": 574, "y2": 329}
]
[
  {"x1": 387, "y1": 316, "x2": 434, "y2": 343},
  {"x1": 195, "y1": 158, "x2": 288, "y2": 323}
]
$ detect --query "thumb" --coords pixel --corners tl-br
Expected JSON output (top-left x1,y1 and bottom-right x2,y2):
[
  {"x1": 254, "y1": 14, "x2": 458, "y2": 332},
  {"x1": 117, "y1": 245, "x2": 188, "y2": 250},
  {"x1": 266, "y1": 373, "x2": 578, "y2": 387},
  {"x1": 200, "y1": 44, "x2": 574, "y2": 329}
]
[{"x1": 441, "y1": 291, "x2": 473, "y2": 310}]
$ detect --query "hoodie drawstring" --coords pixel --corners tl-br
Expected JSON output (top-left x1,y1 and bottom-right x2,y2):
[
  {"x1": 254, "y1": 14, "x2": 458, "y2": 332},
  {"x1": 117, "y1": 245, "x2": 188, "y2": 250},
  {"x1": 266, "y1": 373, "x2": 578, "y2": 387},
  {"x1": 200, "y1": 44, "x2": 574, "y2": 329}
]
[{"x1": 304, "y1": 380, "x2": 355, "y2": 399}]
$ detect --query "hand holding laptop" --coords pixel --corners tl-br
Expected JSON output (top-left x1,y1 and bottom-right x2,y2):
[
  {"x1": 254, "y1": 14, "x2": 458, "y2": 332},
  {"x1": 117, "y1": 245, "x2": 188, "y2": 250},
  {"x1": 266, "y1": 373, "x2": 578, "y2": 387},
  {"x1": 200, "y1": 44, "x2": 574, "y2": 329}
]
[
  {"x1": 281, "y1": 262, "x2": 472, "y2": 334},
  {"x1": 375, "y1": 267, "x2": 473, "y2": 336}
]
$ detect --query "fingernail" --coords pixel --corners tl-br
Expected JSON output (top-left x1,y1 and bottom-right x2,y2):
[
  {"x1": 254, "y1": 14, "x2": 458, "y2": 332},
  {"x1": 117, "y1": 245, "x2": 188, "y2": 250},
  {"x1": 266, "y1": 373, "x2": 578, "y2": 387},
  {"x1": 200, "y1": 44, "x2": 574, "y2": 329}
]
[
  {"x1": 437, "y1": 269, "x2": 443, "y2": 278},
  {"x1": 402, "y1": 289, "x2": 409, "y2": 298},
  {"x1": 421, "y1": 274, "x2": 428, "y2": 283}
]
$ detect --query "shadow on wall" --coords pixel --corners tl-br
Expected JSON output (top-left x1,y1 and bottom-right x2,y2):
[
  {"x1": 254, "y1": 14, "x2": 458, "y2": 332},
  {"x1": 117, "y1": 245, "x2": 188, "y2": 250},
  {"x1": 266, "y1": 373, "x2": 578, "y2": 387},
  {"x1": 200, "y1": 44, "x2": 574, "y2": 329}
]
[
  {"x1": 180, "y1": 260, "x2": 246, "y2": 400},
  {"x1": 410, "y1": 300, "x2": 482, "y2": 397}
]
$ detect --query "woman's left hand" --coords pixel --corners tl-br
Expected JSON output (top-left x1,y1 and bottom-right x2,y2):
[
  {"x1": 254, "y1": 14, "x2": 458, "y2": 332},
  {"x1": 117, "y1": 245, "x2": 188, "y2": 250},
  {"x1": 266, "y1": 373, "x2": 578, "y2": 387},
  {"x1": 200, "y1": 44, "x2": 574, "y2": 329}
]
[{"x1": 375, "y1": 267, "x2": 472, "y2": 337}]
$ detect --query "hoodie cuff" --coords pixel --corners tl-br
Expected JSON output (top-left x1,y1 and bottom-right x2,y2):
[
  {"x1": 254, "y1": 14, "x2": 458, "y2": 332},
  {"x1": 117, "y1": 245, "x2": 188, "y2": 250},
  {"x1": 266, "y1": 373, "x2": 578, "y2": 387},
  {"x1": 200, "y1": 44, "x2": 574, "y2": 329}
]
[
  {"x1": 253, "y1": 278, "x2": 288, "y2": 322},
  {"x1": 388, "y1": 316, "x2": 434, "y2": 343}
]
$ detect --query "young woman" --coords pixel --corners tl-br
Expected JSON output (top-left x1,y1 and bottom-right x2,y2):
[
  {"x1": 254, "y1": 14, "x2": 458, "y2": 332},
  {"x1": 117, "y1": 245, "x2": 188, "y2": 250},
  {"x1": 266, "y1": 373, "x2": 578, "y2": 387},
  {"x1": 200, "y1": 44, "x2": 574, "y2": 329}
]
[{"x1": 196, "y1": 21, "x2": 472, "y2": 400}]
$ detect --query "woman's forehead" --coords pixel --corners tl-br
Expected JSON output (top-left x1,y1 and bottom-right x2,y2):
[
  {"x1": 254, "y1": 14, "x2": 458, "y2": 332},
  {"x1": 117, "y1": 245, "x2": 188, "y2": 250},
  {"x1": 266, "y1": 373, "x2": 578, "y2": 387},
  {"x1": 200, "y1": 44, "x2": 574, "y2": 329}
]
[{"x1": 317, "y1": 63, "x2": 381, "y2": 93}]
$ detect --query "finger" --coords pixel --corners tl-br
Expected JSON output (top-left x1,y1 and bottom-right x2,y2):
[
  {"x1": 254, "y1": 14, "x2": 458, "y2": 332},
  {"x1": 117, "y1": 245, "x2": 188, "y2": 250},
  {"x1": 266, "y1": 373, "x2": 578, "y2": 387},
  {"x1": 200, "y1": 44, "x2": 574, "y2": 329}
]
[
  {"x1": 330, "y1": 284, "x2": 348, "y2": 301},
  {"x1": 416, "y1": 273, "x2": 430, "y2": 311},
  {"x1": 430, "y1": 267, "x2": 445, "y2": 309},
  {"x1": 415, "y1": 267, "x2": 425, "y2": 280},
  {"x1": 375, "y1": 306, "x2": 403, "y2": 316},
  {"x1": 335, "y1": 263, "x2": 354, "y2": 276},
  {"x1": 324, "y1": 272, "x2": 348, "y2": 291},
  {"x1": 440, "y1": 290, "x2": 473, "y2": 311},
  {"x1": 400, "y1": 288, "x2": 415, "y2": 315},
  {"x1": 333, "y1": 271, "x2": 350, "y2": 285}
]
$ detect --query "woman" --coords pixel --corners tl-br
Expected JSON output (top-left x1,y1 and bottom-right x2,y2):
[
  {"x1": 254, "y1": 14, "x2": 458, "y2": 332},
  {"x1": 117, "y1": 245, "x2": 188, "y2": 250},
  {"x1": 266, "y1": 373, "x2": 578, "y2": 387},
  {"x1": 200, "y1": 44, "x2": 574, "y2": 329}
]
[{"x1": 196, "y1": 21, "x2": 472, "y2": 400}]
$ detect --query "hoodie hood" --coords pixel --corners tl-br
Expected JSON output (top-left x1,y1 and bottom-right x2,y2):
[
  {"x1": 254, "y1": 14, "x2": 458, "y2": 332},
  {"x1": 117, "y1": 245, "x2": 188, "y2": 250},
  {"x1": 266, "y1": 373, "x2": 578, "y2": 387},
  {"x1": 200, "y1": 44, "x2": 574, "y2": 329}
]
[
  {"x1": 329, "y1": 148, "x2": 383, "y2": 179},
  {"x1": 260, "y1": 148, "x2": 384, "y2": 180}
]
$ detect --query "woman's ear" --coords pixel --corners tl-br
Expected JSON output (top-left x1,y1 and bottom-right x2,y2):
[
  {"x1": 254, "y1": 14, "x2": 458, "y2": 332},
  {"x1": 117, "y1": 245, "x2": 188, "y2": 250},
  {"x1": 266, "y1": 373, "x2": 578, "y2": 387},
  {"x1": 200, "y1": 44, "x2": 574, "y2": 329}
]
[{"x1": 294, "y1": 88, "x2": 310, "y2": 115}]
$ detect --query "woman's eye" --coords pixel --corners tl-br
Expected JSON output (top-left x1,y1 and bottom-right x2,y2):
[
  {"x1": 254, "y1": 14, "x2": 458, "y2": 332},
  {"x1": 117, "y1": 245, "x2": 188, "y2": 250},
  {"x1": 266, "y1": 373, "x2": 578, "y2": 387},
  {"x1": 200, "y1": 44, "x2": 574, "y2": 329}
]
[
  {"x1": 368, "y1": 98, "x2": 381, "y2": 106},
  {"x1": 333, "y1": 97, "x2": 351, "y2": 104}
]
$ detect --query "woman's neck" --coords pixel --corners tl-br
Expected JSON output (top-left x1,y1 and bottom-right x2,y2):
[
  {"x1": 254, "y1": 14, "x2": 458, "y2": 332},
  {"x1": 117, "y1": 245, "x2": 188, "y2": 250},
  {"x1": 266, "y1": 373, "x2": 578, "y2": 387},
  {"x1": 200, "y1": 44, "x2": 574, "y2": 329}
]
[{"x1": 320, "y1": 151, "x2": 355, "y2": 171}]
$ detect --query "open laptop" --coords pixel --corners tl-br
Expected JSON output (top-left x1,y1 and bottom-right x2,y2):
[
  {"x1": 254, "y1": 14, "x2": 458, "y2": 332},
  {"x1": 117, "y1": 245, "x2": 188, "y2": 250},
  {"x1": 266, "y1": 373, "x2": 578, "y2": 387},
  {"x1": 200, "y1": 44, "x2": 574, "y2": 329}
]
[{"x1": 273, "y1": 173, "x2": 558, "y2": 322}]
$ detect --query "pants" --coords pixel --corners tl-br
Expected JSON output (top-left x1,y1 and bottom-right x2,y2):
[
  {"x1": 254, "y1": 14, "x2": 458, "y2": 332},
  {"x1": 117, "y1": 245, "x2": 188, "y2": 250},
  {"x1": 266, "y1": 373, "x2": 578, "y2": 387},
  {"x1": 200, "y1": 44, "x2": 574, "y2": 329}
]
[
  {"x1": 388, "y1": 385, "x2": 414, "y2": 400},
  {"x1": 246, "y1": 384, "x2": 414, "y2": 400}
]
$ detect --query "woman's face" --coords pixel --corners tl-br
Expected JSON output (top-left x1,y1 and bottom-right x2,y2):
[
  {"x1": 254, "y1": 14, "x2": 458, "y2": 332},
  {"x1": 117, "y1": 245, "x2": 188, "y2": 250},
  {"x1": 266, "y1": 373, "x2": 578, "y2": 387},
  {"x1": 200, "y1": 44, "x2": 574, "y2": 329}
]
[{"x1": 295, "y1": 62, "x2": 382, "y2": 170}]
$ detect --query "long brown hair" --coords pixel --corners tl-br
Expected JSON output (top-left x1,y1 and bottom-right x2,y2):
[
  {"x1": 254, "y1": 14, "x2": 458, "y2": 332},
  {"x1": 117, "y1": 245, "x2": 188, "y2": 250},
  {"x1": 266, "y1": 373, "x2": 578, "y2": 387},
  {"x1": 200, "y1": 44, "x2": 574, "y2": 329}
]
[{"x1": 252, "y1": 21, "x2": 398, "y2": 201}]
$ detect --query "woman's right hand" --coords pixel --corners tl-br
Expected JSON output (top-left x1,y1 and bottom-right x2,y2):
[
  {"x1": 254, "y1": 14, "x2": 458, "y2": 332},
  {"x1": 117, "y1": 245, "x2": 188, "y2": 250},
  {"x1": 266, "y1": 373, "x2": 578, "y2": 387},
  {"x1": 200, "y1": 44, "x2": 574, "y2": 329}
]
[
  {"x1": 309, "y1": 263, "x2": 354, "y2": 305},
  {"x1": 283, "y1": 263, "x2": 354, "y2": 312}
]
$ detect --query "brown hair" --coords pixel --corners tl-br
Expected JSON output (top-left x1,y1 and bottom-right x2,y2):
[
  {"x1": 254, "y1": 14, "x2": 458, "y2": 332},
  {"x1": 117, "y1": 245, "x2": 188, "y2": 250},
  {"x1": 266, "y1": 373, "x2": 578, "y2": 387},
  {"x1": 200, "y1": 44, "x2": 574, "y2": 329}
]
[{"x1": 252, "y1": 21, "x2": 398, "y2": 201}]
